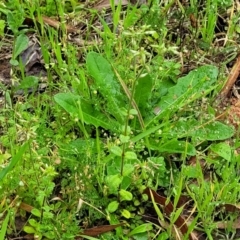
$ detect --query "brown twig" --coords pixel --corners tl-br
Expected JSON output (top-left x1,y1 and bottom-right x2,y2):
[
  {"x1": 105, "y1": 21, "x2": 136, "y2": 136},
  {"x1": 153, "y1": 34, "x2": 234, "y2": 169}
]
[
  {"x1": 220, "y1": 54, "x2": 240, "y2": 98},
  {"x1": 36, "y1": 16, "x2": 79, "y2": 34}
]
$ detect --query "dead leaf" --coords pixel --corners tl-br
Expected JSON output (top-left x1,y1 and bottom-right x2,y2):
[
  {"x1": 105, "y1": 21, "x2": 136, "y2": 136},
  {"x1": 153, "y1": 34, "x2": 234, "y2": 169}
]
[
  {"x1": 22, "y1": 234, "x2": 35, "y2": 239},
  {"x1": 20, "y1": 202, "x2": 34, "y2": 212},
  {"x1": 217, "y1": 218, "x2": 240, "y2": 229},
  {"x1": 41, "y1": 16, "x2": 79, "y2": 33},
  {"x1": 24, "y1": 16, "x2": 79, "y2": 34},
  {"x1": 221, "y1": 203, "x2": 240, "y2": 213},
  {"x1": 189, "y1": 14, "x2": 198, "y2": 28},
  {"x1": 79, "y1": 223, "x2": 125, "y2": 237},
  {"x1": 143, "y1": 187, "x2": 195, "y2": 240}
]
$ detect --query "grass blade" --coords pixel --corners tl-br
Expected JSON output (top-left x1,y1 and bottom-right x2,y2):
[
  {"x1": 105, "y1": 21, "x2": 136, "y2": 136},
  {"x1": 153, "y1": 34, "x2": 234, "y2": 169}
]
[
  {"x1": 0, "y1": 142, "x2": 28, "y2": 182},
  {"x1": 0, "y1": 210, "x2": 10, "y2": 239}
]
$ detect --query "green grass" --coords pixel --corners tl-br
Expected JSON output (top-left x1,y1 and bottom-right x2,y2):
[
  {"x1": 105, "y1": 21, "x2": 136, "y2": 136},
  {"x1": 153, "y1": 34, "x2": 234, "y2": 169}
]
[{"x1": 0, "y1": 0, "x2": 240, "y2": 239}]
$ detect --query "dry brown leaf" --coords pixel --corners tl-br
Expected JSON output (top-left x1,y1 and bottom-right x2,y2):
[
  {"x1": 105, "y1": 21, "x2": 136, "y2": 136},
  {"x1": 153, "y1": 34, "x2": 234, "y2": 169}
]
[
  {"x1": 20, "y1": 202, "x2": 34, "y2": 212},
  {"x1": 41, "y1": 16, "x2": 79, "y2": 33},
  {"x1": 143, "y1": 188, "x2": 195, "y2": 240},
  {"x1": 221, "y1": 203, "x2": 240, "y2": 213},
  {"x1": 79, "y1": 223, "x2": 125, "y2": 237},
  {"x1": 24, "y1": 16, "x2": 79, "y2": 34},
  {"x1": 217, "y1": 218, "x2": 240, "y2": 229},
  {"x1": 22, "y1": 234, "x2": 35, "y2": 239}
]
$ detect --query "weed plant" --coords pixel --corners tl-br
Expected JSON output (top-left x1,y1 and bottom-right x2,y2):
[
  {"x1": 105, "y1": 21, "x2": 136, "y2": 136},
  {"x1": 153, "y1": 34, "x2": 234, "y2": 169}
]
[{"x1": 0, "y1": 0, "x2": 240, "y2": 239}]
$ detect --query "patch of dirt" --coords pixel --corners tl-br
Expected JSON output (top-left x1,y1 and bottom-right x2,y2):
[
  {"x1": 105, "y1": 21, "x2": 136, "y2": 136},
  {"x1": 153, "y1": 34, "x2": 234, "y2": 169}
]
[{"x1": 0, "y1": 34, "x2": 48, "y2": 108}]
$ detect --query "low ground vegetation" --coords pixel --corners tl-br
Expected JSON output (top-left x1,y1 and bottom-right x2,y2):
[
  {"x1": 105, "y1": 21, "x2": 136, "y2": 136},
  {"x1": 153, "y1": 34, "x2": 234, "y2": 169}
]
[{"x1": 0, "y1": 0, "x2": 240, "y2": 239}]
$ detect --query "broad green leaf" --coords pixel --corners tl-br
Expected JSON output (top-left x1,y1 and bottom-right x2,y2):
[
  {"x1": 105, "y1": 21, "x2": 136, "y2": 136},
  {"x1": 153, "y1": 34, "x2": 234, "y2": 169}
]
[
  {"x1": 210, "y1": 142, "x2": 232, "y2": 161},
  {"x1": 10, "y1": 59, "x2": 19, "y2": 66},
  {"x1": 158, "y1": 65, "x2": 218, "y2": 112},
  {"x1": 43, "y1": 231, "x2": 55, "y2": 239},
  {"x1": 110, "y1": 146, "x2": 122, "y2": 156},
  {"x1": 150, "y1": 139, "x2": 196, "y2": 156},
  {"x1": 105, "y1": 174, "x2": 122, "y2": 194},
  {"x1": 0, "y1": 142, "x2": 28, "y2": 182},
  {"x1": 157, "y1": 232, "x2": 169, "y2": 240},
  {"x1": 121, "y1": 176, "x2": 132, "y2": 190},
  {"x1": 0, "y1": 210, "x2": 10, "y2": 239},
  {"x1": 158, "y1": 78, "x2": 175, "y2": 98},
  {"x1": 23, "y1": 226, "x2": 36, "y2": 234},
  {"x1": 86, "y1": 52, "x2": 126, "y2": 123},
  {"x1": 122, "y1": 164, "x2": 134, "y2": 176},
  {"x1": 195, "y1": 121, "x2": 234, "y2": 141},
  {"x1": 134, "y1": 74, "x2": 153, "y2": 114},
  {"x1": 29, "y1": 218, "x2": 38, "y2": 228},
  {"x1": 54, "y1": 93, "x2": 119, "y2": 131},
  {"x1": 149, "y1": 65, "x2": 218, "y2": 125},
  {"x1": 121, "y1": 209, "x2": 131, "y2": 218},
  {"x1": 54, "y1": 92, "x2": 81, "y2": 115},
  {"x1": 31, "y1": 208, "x2": 41, "y2": 217},
  {"x1": 124, "y1": 151, "x2": 137, "y2": 159},
  {"x1": 165, "y1": 118, "x2": 234, "y2": 141},
  {"x1": 107, "y1": 201, "x2": 119, "y2": 213},
  {"x1": 119, "y1": 189, "x2": 133, "y2": 201},
  {"x1": 128, "y1": 223, "x2": 153, "y2": 237},
  {"x1": 17, "y1": 76, "x2": 38, "y2": 90},
  {"x1": 13, "y1": 33, "x2": 29, "y2": 59}
]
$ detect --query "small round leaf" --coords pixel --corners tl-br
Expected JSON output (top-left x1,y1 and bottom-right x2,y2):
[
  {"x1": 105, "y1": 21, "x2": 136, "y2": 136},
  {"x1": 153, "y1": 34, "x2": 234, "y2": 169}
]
[
  {"x1": 121, "y1": 209, "x2": 131, "y2": 219},
  {"x1": 107, "y1": 201, "x2": 119, "y2": 213},
  {"x1": 119, "y1": 189, "x2": 133, "y2": 201}
]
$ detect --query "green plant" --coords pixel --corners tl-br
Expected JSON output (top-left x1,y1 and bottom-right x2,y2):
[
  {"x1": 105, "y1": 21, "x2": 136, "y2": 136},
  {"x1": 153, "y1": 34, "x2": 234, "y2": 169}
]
[
  {"x1": 1, "y1": 0, "x2": 240, "y2": 239},
  {"x1": 53, "y1": 50, "x2": 235, "y2": 238}
]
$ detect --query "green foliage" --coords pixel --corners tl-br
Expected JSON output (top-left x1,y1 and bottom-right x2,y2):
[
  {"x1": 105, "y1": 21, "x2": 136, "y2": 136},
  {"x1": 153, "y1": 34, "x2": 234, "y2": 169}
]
[
  {"x1": 0, "y1": 19, "x2": 5, "y2": 36},
  {"x1": 165, "y1": 119, "x2": 234, "y2": 141},
  {"x1": 153, "y1": 65, "x2": 219, "y2": 123},
  {"x1": 1, "y1": 0, "x2": 240, "y2": 239},
  {"x1": 0, "y1": 211, "x2": 10, "y2": 240},
  {"x1": 128, "y1": 223, "x2": 153, "y2": 237},
  {"x1": 210, "y1": 142, "x2": 232, "y2": 161},
  {"x1": 150, "y1": 139, "x2": 196, "y2": 156},
  {"x1": 134, "y1": 74, "x2": 153, "y2": 116},
  {"x1": 86, "y1": 52, "x2": 127, "y2": 123},
  {"x1": 7, "y1": 9, "x2": 25, "y2": 35},
  {"x1": 17, "y1": 76, "x2": 39, "y2": 91},
  {"x1": 12, "y1": 34, "x2": 29, "y2": 59},
  {"x1": 0, "y1": 142, "x2": 28, "y2": 182},
  {"x1": 54, "y1": 92, "x2": 120, "y2": 132}
]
